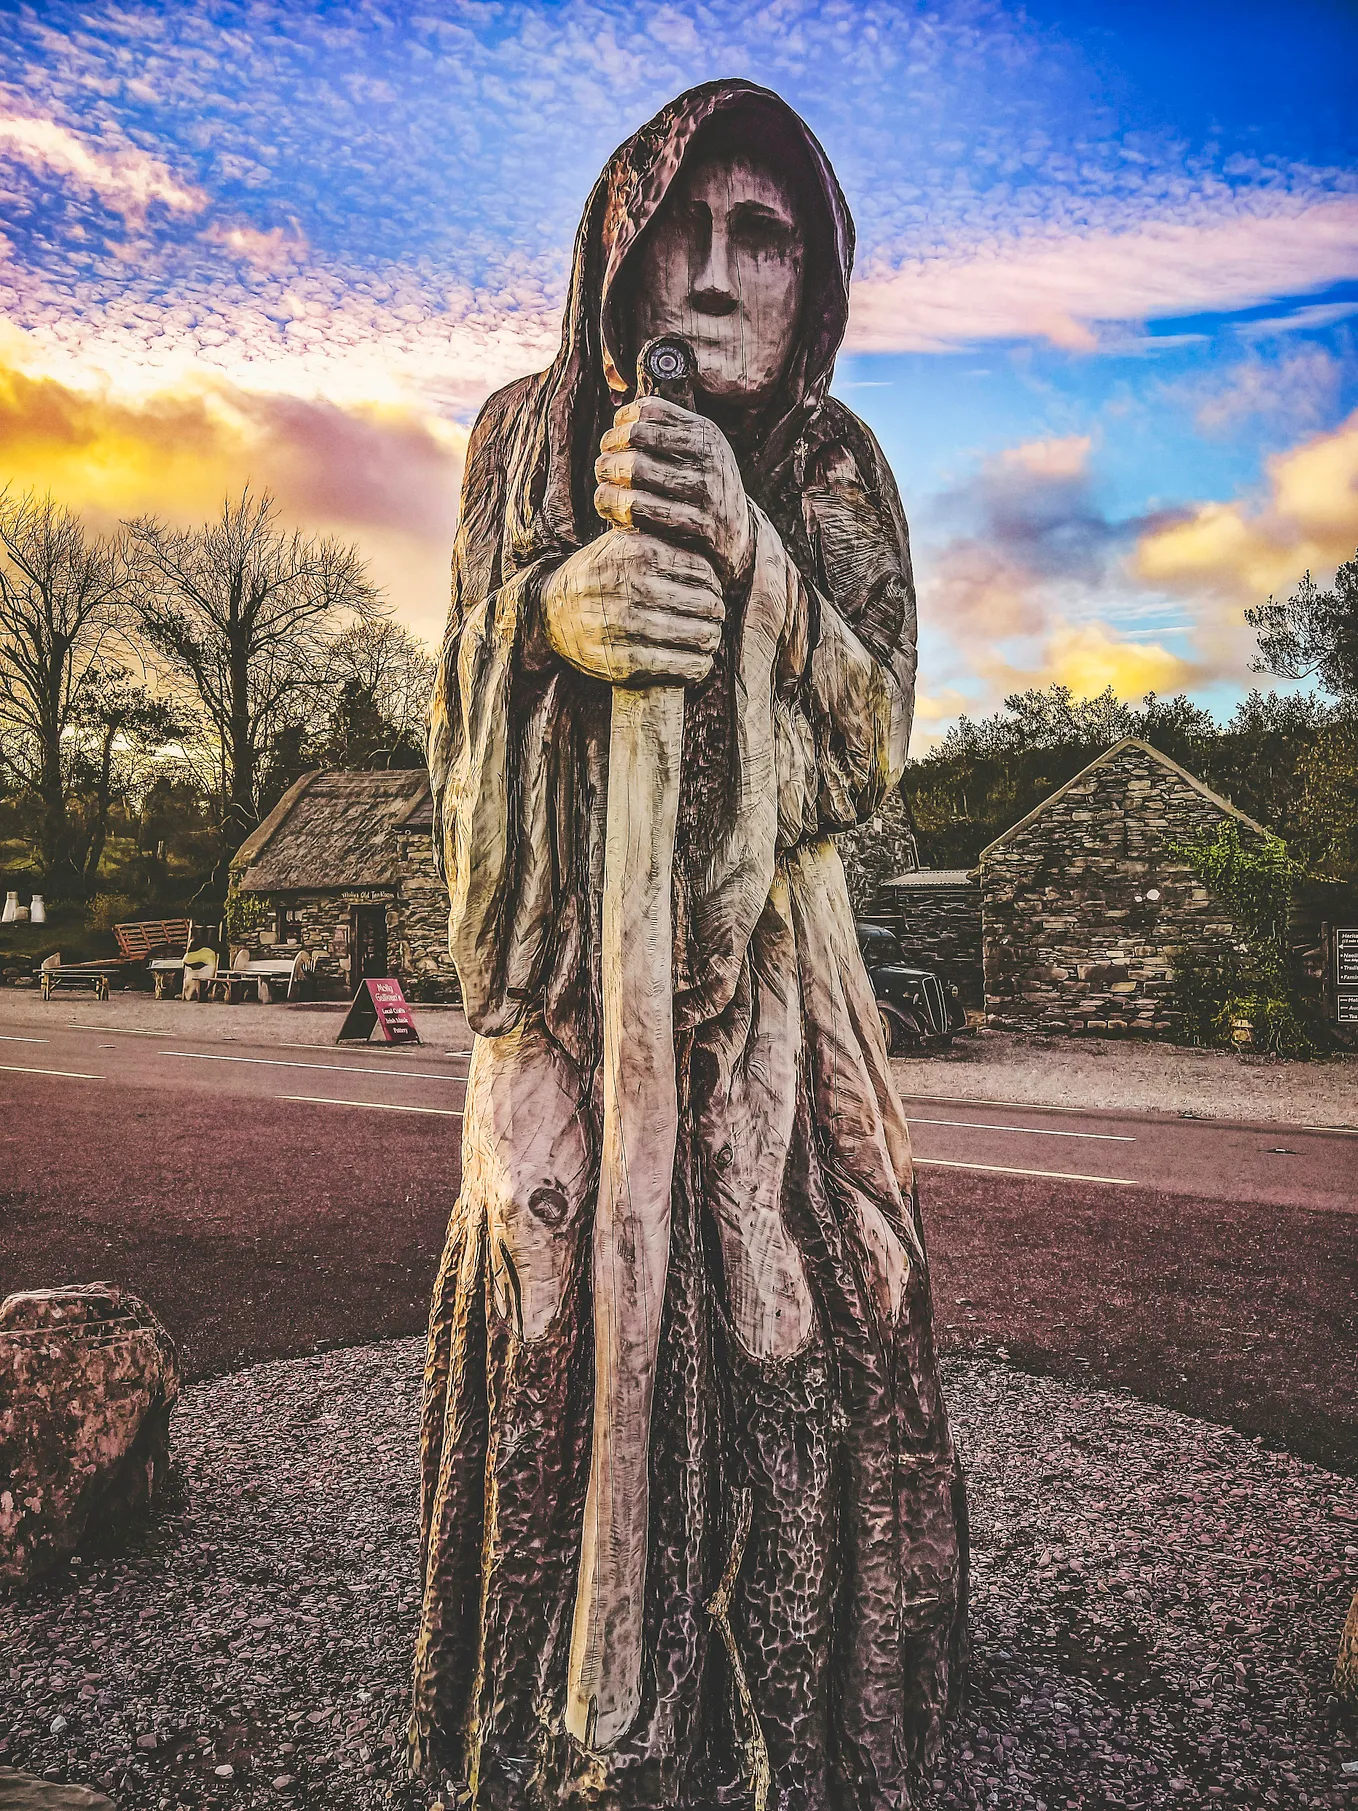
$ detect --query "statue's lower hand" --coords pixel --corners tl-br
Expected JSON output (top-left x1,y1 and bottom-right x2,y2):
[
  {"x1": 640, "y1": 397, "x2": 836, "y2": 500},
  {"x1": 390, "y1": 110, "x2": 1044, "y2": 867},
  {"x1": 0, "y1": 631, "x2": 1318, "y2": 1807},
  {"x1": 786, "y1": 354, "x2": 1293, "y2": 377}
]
[
  {"x1": 541, "y1": 528, "x2": 725, "y2": 687},
  {"x1": 594, "y1": 397, "x2": 755, "y2": 590}
]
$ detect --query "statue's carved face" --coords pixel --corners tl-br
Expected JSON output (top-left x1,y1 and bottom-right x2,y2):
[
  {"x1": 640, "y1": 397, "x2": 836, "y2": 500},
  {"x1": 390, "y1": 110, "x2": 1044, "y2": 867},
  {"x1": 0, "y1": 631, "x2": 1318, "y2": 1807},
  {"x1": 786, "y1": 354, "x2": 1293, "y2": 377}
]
[{"x1": 632, "y1": 146, "x2": 804, "y2": 408}]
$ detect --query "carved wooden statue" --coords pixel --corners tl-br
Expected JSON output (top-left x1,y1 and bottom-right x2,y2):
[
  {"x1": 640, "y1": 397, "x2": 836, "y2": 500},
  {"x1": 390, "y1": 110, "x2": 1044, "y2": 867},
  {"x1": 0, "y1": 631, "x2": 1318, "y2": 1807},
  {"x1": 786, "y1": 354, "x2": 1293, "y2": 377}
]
[{"x1": 413, "y1": 78, "x2": 968, "y2": 1811}]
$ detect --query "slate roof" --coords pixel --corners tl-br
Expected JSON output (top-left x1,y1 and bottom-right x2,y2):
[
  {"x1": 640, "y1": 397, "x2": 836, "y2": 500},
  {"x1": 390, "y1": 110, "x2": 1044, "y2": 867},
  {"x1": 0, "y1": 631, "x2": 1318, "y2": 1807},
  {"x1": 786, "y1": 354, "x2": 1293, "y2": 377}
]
[
  {"x1": 977, "y1": 737, "x2": 1269, "y2": 862},
  {"x1": 879, "y1": 868, "x2": 976, "y2": 889},
  {"x1": 232, "y1": 769, "x2": 433, "y2": 892}
]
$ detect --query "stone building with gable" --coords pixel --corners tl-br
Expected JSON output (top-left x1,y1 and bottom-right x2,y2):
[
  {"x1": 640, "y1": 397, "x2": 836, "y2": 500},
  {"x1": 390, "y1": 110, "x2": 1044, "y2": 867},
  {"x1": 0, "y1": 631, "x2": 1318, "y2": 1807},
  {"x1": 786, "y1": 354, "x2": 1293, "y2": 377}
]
[
  {"x1": 977, "y1": 736, "x2": 1268, "y2": 1036},
  {"x1": 230, "y1": 769, "x2": 457, "y2": 995}
]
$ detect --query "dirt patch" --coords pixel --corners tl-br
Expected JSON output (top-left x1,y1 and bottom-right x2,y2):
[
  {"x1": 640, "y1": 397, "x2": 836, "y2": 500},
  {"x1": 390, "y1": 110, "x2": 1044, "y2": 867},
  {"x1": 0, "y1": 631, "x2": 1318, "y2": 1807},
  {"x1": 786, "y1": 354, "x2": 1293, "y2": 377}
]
[{"x1": 895, "y1": 1027, "x2": 1358, "y2": 1127}]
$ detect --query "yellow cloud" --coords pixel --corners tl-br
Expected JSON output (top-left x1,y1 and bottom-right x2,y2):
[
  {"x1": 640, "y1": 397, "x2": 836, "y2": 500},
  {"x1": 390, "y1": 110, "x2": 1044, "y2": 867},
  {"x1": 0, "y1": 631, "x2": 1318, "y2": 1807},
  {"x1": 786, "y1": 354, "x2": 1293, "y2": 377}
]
[
  {"x1": 0, "y1": 356, "x2": 466, "y2": 634},
  {"x1": 1136, "y1": 410, "x2": 1358, "y2": 603},
  {"x1": 1044, "y1": 622, "x2": 1196, "y2": 699}
]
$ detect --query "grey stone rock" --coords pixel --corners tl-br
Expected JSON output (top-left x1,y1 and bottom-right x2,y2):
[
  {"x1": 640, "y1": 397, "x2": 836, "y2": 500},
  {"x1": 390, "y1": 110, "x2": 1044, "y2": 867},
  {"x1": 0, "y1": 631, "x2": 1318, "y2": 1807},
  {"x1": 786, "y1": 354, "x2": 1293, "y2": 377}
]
[
  {"x1": 0, "y1": 1770, "x2": 114, "y2": 1809},
  {"x1": 0, "y1": 1283, "x2": 180, "y2": 1589}
]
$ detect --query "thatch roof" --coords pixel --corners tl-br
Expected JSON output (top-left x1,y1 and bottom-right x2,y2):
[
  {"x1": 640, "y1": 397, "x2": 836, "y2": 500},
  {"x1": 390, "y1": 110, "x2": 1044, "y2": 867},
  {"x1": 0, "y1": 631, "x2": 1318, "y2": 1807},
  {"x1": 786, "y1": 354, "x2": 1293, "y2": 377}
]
[
  {"x1": 233, "y1": 769, "x2": 432, "y2": 893},
  {"x1": 977, "y1": 737, "x2": 1269, "y2": 861}
]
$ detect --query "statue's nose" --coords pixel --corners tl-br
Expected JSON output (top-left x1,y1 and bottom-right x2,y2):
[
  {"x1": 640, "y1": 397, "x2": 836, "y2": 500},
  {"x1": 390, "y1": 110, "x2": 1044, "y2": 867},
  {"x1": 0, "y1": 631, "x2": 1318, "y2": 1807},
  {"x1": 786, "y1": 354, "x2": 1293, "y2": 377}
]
[{"x1": 690, "y1": 223, "x2": 739, "y2": 312}]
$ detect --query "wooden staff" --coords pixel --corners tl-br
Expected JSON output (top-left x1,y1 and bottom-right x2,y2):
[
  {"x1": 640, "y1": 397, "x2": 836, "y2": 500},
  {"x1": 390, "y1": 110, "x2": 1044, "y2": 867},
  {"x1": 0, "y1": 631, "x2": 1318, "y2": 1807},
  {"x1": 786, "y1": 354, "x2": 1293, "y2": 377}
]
[{"x1": 566, "y1": 335, "x2": 697, "y2": 1751}]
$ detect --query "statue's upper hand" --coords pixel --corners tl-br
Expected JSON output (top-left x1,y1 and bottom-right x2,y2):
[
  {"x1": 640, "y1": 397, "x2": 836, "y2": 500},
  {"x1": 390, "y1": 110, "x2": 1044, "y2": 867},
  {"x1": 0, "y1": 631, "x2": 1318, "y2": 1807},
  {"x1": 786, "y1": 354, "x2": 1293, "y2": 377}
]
[
  {"x1": 540, "y1": 528, "x2": 724, "y2": 687},
  {"x1": 594, "y1": 397, "x2": 754, "y2": 590}
]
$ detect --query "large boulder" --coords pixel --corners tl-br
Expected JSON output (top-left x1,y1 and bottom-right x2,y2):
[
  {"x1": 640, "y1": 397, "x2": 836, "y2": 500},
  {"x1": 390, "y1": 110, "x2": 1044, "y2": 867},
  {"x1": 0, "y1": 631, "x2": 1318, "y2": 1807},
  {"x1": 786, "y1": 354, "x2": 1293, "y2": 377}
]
[
  {"x1": 0, "y1": 1283, "x2": 181, "y2": 1588},
  {"x1": 0, "y1": 1770, "x2": 114, "y2": 1809}
]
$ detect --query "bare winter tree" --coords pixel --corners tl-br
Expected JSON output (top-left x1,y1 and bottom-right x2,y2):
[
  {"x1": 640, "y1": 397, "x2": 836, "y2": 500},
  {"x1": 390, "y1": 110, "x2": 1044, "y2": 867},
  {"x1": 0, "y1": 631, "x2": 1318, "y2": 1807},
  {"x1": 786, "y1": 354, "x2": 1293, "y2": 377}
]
[
  {"x1": 125, "y1": 488, "x2": 384, "y2": 839},
  {"x1": 321, "y1": 619, "x2": 437, "y2": 766},
  {"x1": 0, "y1": 489, "x2": 130, "y2": 889}
]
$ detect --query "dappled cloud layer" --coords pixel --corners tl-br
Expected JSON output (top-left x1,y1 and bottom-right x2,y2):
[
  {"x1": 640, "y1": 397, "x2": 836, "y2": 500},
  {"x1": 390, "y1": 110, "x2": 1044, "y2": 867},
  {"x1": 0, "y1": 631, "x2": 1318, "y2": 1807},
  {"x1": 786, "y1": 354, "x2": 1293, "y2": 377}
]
[{"x1": 1, "y1": 0, "x2": 1355, "y2": 723}]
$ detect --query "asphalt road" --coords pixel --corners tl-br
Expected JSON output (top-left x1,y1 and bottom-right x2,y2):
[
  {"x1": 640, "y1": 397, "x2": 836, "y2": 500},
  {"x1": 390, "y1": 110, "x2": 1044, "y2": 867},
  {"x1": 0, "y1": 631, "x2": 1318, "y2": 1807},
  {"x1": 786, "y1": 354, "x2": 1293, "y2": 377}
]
[
  {"x1": 3, "y1": 1020, "x2": 1354, "y2": 1211},
  {"x1": 3, "y1": 1018, "x2": 1355, "y2": 1469}
]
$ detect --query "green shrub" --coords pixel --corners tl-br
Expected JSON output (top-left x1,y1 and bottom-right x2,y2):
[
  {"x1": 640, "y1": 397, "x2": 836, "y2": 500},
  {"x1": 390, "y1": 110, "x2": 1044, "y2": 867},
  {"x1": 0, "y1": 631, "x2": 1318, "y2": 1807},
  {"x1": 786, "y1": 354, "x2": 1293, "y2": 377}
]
[
  {"x1": 224, "y1": 889, "x2": 270, "y2": 945},
  {"x1": 87, "y1": 892, "x2": 138, "y2": 934},
  {"x1": 1167, "y1": 823, "x2": 1317, "y2": 1055}
]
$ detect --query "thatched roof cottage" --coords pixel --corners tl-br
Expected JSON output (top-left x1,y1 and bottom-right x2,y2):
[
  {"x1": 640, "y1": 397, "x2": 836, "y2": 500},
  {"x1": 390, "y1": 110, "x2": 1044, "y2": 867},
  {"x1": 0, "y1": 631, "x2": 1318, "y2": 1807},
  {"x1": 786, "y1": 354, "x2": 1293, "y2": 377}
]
[{"x1": 230, "y1": 769, "x2": 456, "y2": 994}]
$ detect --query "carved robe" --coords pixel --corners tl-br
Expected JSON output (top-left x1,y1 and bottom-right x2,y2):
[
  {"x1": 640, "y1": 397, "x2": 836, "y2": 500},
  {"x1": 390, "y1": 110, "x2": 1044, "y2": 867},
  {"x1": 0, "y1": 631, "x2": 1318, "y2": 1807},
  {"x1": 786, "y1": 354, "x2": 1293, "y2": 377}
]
[{"x1": 412, "y1": 78, "x2": 967, "y2": 1811}]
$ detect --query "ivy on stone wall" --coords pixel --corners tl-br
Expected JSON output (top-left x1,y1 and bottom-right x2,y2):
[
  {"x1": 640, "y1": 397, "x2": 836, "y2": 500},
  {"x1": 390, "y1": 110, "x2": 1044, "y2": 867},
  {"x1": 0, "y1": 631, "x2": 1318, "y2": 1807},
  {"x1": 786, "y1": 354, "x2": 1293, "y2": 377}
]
[
  {"x1": 1166, "y1": 822, "x2": 1314, "y2": 1055},
  {"x1": 223, "y1": 888, "x2": 270, "y2": 946}
]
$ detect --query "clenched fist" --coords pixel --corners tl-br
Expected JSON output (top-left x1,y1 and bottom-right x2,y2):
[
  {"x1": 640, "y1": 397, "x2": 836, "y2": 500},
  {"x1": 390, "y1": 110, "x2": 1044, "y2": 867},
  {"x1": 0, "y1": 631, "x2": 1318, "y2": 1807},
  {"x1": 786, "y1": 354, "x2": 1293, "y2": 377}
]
[
  {"x1": 594, "y1": 396, "x2": 754, "y2": 590},
  {"x1": 540, "y1": 527, "x2": 725, "y2": 687}
]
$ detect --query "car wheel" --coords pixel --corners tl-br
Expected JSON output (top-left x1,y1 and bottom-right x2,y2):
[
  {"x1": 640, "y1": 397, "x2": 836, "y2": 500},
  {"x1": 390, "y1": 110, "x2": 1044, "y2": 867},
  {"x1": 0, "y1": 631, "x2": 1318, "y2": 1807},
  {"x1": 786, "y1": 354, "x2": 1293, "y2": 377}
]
[{"x1": 880, "y1": 1004, "x2": 923, "y2": 1056}]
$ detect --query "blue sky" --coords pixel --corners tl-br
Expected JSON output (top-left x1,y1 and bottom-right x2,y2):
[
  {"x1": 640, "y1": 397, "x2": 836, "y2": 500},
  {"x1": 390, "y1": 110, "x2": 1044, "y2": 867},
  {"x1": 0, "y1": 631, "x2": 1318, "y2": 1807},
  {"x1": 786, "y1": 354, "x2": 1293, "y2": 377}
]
[{"x1": 1, "y1": 0, "x2": 1355, "y2": 742}]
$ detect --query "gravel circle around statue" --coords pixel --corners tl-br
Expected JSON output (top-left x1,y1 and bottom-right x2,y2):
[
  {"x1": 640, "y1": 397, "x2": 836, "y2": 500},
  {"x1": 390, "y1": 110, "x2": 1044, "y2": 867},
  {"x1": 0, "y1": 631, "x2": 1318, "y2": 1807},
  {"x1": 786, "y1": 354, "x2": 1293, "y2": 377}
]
[{"x1": 3, "y1": 1339, "x2": 1355, "y2": 1810}]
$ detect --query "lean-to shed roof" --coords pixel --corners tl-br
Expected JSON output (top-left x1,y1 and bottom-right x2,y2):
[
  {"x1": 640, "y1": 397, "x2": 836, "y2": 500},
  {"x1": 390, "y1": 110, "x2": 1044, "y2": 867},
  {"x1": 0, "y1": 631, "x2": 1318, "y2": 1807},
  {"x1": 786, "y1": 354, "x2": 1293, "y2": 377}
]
[{"x1": 232, "y1": 769, "x2": 433, "y2": 892}]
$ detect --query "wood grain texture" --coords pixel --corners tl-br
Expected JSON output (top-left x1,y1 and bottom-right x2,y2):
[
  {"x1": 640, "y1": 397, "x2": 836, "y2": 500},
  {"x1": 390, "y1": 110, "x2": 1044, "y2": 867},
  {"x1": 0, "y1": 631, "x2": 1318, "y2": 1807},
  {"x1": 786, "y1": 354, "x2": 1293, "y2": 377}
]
[
  {"x1": 568, "y1": 682, "x2": 683, "y2": 1748},
  {"x1": 412, "y1": 79, "x2": 967, "y2": 1809}
]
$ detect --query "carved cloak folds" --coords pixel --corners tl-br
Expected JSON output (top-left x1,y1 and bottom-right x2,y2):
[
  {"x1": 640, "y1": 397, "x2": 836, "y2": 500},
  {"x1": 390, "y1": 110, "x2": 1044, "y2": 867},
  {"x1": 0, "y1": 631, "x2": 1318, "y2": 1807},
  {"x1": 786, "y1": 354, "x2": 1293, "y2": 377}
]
[{"x1": 413, "y1": 79, "x2": 967, "y2": 1811}]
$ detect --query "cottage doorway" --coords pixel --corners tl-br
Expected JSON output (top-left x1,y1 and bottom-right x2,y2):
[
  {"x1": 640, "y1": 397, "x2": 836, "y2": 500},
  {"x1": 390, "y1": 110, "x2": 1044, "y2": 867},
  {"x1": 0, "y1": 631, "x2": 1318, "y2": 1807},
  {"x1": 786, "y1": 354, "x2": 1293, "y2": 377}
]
[{"x1": 350, "y1": 904, "x2": 389, "y2": 987}]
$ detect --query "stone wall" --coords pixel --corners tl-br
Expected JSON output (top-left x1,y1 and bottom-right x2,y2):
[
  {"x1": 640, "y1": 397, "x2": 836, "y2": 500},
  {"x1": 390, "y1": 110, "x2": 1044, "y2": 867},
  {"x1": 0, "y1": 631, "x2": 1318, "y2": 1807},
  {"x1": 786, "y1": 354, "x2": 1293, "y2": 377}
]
[
  {"x1": 246, "y1": 831, "x2": 458, "y2": 993},
  {"x1": 837, "y1": 785, "x2": 919, "y2": 912},
  {"x1": 393, "y1": 826, "x2": 457, "y2": 982},
  {"x1": 980, "y1": 740, "x2": 1256, "y2": 1037},
  {"x1": 874, "y1": 876, "x2": 984, "y2": 1006}
]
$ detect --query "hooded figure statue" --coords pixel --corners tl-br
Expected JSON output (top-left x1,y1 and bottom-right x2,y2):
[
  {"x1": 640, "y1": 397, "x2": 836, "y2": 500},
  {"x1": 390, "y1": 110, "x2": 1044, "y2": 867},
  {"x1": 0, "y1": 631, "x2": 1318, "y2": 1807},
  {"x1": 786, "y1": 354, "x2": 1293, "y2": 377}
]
[{"x1": 413, "y1": 78, "x2": 967, "y2": 1810}]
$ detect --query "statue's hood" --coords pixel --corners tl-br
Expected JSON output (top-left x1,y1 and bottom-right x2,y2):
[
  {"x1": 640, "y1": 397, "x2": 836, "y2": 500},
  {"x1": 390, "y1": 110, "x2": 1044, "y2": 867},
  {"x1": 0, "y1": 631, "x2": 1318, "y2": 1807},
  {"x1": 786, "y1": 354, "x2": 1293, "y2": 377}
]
[{"x1": 506, "y1": 80, "x2": 855, "y2": 568}]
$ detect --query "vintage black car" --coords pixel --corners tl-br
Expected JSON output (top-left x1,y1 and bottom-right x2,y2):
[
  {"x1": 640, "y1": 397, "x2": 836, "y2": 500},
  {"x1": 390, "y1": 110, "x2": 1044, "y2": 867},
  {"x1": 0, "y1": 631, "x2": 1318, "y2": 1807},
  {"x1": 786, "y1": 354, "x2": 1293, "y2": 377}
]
[{"x1": 855, "y1": 921, "x2": 965, "y2": 1054}]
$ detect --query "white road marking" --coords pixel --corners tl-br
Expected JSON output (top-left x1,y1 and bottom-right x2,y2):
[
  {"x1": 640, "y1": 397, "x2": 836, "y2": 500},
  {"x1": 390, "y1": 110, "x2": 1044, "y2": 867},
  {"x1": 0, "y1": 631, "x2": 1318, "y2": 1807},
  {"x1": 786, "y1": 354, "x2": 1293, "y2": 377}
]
[
  {"x1": 160, "y1": 1051, "x2": 464, "y2": 1081},
  {"x1": 907, "y1": 1115, "x2": 1133, "y2": 1143},
  {"x1": 915, "y1": 1157, "x2": 1135, "y2": 1186},
  {"x1": 0, "y1": 1062, "x2": 103, "y2": 1080},
  {"x1": 66, "y1": 1023, "x2": 471, "y2": 1062},
  {"x1": 897, "y1": 1092, "x2": 1094, "y2": 1116},
  {"x1": 0, "y1": 1034, "x2": 49, "y2": 1043},
  {"x1": 69, "y1": 1022, "x2": 159, "y2": 1034},
  {"x1": 279, "y1": 1094, "x2": 463, "y2": 1117}
]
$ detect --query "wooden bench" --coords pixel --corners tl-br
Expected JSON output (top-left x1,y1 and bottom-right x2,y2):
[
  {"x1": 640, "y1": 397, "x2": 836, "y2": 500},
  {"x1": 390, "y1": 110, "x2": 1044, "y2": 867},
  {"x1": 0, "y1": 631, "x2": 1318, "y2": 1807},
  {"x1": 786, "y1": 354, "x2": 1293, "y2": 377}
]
[
  {"x1": 210, "y1": 947, "x2": 316, "y2": 1004},
  {"x1": 114, "y1": 918, "x2": 192, "y2": 961},
  {"x1": 40, "y1": 966, "x2": 113, "y2": 1001},
  {"x1": 115, "y1": 919, "x2": 194, "y2": 997}
]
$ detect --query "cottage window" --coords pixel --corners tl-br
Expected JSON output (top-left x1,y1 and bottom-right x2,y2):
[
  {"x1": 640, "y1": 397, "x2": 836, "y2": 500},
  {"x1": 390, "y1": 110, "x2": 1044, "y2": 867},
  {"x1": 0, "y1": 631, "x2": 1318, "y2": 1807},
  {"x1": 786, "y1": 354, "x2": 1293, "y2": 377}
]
[{"x1": 275, "y1": 904, "x2": 302, "y2": 945}]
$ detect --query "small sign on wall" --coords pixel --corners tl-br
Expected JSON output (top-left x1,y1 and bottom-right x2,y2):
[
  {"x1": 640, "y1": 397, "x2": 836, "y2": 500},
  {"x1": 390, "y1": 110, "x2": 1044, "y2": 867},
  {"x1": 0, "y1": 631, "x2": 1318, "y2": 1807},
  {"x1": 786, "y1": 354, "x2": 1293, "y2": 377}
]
[
  {"x1": 337, "y1": 977, "x2": 422, "y2": 1044},
  {"x1": 1335, "y1": 927, "x2": 1358, "y2": 1026}
]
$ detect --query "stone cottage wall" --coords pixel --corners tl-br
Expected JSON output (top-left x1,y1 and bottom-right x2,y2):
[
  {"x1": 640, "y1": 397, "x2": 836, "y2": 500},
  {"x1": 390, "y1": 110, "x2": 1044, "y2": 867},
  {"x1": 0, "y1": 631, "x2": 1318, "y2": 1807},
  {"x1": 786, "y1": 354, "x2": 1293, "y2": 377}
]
[
  {"x1": 242, "y1": 834, "x2": 458, "y2": 991},
  {"x1": 980, "y1": 743, "x2": 1254, "y2": 1037},
  {"x1": 875, "y1": 879, "x2": 984, "y2": 1006},
  {"x1": 837, "y1": 785, "x2": 919, "y2": 912},
  {"x1": 392, "y1": 828, "x2": 458, "y2": 983}
]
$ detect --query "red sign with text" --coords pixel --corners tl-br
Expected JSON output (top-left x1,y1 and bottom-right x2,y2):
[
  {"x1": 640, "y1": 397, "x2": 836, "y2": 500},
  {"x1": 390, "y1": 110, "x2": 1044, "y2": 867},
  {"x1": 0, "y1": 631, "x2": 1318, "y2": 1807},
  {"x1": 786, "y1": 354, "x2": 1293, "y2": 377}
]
[{"x1": 337, "y1": 977, "x2": 422, "y2": 1044}]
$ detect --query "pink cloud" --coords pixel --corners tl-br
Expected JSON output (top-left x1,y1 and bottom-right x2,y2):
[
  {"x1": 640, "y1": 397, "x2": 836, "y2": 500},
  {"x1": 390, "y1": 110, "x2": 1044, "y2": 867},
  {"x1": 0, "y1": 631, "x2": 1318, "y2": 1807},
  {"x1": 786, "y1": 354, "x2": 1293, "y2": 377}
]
[
  {"x1": 0, "y1": 114, "x2": 205, "y2": 222},
  {"x1": 848, "y1": 196, "x2": 1358, "y2": 352}
]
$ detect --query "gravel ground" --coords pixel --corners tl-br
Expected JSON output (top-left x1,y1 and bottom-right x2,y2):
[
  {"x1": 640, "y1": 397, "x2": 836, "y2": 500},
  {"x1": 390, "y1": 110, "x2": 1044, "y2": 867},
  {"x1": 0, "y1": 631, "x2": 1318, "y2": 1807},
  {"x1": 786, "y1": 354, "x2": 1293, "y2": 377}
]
[
  {"x1": 4, "y1": 1341, "x2": 1356, "y2": 1810},
  {"x1": 893, "y1": 1030, "x2": 1358, "y2": 1129}
]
